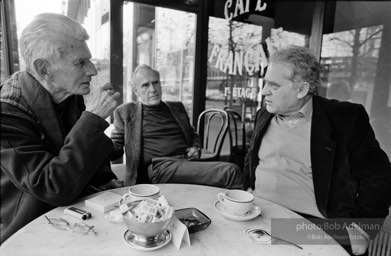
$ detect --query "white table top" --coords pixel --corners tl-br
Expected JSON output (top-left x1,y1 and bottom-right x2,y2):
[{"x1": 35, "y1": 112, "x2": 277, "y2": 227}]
[{"x1": 0, "y1": 184, "x2": 348, "y2": 256}]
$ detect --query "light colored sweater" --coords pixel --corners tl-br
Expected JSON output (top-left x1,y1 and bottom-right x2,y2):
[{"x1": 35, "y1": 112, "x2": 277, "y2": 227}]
[{"x1": 254, "y1": 98, "x2": 324, "y2": 218}]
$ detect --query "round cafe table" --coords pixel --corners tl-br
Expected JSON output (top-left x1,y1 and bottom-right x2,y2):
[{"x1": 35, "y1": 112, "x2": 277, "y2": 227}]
[{"x1": 0, "y1": 184, "x2": 348, "y2": 256}]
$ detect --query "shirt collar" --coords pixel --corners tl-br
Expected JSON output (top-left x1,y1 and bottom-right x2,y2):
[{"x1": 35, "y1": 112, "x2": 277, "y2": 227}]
[
  {"x1": 300, "y1": 96, "x2": 313, "y2": 121},
  {"x1": 275, "y1": 96, "x2": 313, "y2": 121}
]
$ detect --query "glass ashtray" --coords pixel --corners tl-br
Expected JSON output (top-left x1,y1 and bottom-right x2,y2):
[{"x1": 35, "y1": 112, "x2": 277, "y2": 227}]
[{"x1": 174, "y1": 208, "x2": 211, "y2": 233}]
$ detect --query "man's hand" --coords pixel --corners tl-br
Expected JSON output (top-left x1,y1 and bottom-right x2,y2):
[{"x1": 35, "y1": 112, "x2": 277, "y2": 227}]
[
  {"x1": 186, "y1": 146, "x2": 200, "y2": 159},
  {"x1": 84, "y1": 83, "x2": 120, "y2": 119},
  {"x1": 97, "y1": 179, "x2": 124, "y2": 191},
  {"x1": 346, "y1": 224, "x2": 369, "y2": 255}
]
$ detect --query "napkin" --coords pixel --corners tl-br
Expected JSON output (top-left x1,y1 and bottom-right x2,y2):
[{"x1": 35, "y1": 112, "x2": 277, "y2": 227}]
[{"x1": 168, "y1": 216, "x2": 191, "y2": 249}]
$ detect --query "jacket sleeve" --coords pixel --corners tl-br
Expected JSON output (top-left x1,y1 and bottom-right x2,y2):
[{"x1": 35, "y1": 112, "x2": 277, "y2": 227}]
[
  {"x1": 1, "y1": 106, "x2": 115, "y2": 206},
  {"x1": 348, "y1": 105, "x2": 391, "y2": 236},
  {"x1": 109, "y1": 107, "x2": 125, "y2": 160},
  {"x1": 190, "y1": 124, "x2": 201, "y2": 149},
  {"x1": 88, "y1": 159, "x2": 118, "y2": 189}
]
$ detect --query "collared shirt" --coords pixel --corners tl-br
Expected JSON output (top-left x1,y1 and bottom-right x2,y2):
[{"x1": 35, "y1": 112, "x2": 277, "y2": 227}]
[
  {"x1": 275, "y1": 96, "x2": 312, "y2": 128},
  {"x1": 254, "y1": 97, "x2": 325, "y2": 218}
]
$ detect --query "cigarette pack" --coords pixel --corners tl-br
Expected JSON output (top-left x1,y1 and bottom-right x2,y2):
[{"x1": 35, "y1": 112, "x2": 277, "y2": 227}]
[{"x1": 85, "y1": 192, "x2": 122, "y2": 213}]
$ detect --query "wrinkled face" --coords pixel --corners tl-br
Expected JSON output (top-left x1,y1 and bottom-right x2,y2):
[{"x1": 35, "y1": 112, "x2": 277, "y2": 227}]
[
  {"x1": 262, "y1": 61, "x2": 303, "y2": 115},
  {"x1": 133, "y1": 69, "x2": 162, "y2": 106},
  {"x1": 48, "y1": 39, "x2": 97, "y2": 98}
]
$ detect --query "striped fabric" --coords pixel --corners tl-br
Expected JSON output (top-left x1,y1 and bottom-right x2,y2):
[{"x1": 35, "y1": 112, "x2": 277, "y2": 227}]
[{"x1": 0, "y1": 71, "x2": 31, "y2": 114}]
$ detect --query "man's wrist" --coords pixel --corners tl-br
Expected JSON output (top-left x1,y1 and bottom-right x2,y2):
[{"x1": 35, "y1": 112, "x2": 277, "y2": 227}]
[{"x1": 196, "y1": 147, "x2": 202, "y2": 157}]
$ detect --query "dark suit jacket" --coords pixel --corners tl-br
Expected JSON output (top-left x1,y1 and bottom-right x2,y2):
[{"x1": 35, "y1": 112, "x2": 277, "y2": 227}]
[
  {"x1": 110, "y1": 101, "x2": 201, "y2": 186},
  {"x1": 244, "y1": 96, "x2": 391, "y2": 237}
]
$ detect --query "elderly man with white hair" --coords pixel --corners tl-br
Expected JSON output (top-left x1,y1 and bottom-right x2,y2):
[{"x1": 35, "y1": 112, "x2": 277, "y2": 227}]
[
  {"x1": 0, "y1": 13, "x2": 123, "y2": 243},
  {"x1": 110, "y1": 64, "x2": 243, "y2": 189}
]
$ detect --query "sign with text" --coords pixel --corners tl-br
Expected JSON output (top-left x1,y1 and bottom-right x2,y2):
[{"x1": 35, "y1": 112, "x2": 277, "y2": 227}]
[{"x1": 224, "y1": 0, "x2": 267, "y2": 21}]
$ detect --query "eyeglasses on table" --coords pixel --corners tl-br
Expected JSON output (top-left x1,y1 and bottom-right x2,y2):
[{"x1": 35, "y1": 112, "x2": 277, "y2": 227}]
[{"x1": 44, "y1": 215, "x2": 97, "y2": 235}]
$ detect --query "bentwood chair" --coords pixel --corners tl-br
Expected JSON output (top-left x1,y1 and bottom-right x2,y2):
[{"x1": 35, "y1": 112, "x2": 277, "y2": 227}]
[
  {"x1": 369, "y1": 213, "x2": 391, "y2": 256},
  {"x1": 196, "y1": 109, "x2": 229, "y2": 161},
  {"x1": 224, "y1": 108, "x2": 247, "y2": 169}
]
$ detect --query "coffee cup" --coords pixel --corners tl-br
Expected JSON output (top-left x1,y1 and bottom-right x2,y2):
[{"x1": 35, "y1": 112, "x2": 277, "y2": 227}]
[
  {"x1": 122, "y1": 184, "x2": 160, "y2": 204},
  {"x1": 217, "y1": 190, "x2": 254, "y2": 216}
]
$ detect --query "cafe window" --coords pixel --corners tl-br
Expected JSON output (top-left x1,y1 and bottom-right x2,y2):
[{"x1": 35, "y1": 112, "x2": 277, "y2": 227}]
[
  {"x1": 206, "y1": 0, "x2": 315, "y2": 152},
  {"x1": 206, "y1": 17, "x2": 308, "y2": 121},
  {"x1": 0, "y1": 23, "x2": 7, "y2": 84},
  {"x1": 1, "y1": 0, "x2": 19, "y2": 83},
  {"x1": 123, "y1": 2, "x2": 197, "y2": 119},
  {"x1": 3, "y1": 0, "x2": 390, "y2": 160},
  {"x1": 5, "y1": 0, "x2": 111, "y2": 97},
  {"x1": 321, "y1": 1, "x2": 391, "y2": 159}
]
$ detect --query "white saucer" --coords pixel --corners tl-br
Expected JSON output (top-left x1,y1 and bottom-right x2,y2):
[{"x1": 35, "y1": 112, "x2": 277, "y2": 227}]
[
  {"x1": 122, "y1": 229, "x2": 172, "y2": 251},
  {"x1": 214, "y1": 201, "x2": 261, "y2": 221}
]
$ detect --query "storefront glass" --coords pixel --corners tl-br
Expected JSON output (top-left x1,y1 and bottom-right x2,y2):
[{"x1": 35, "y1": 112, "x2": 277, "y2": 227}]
[
  {"x1": 123, "y1": 2, "x2": 196, "y2": 118},
  {"x1": 0, "y1": 33, "x2": 6, "y2": 84},
  {"x1": 321, "y1": 1, "x2": 391, "y2": 158},
  {"x1": 11, "y1": 0, "x2": 110, "y2": 99},
  {"x1": 3, "y1": 0, "x2": 390, "y2": 160},
  {"x1": 206, "y1": 0, "x2": 314, "y2": 153}
]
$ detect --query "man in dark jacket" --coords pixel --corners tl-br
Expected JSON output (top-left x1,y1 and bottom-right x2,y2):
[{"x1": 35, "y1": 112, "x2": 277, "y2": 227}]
[
  {"x1": 110, "y1": 65, "x2": 243, "y2": 188},
  {"x1": 0, "y1": 13, "x2": 123, "y2": 243},
  {"x1": 243, "y1": 46, "x2": 391, "y2": 255}
]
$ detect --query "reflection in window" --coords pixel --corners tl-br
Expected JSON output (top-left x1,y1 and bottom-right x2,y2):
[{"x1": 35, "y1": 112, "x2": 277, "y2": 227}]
[
  {"x1": 322, "y1": 25, "x2": 383, "y2": 111},
  {"x1": 123, "y1": 3, "x2": 196, "y2": 119},
  {"x1": 206, "y1": 16, "x2": 308, "y2": 157},
  {"x1": 207, "y1": 17, "x2": 265, "y2": 157},
  {"x1": 206, "y1": 17, "x2": 308, "y2": 121},
  {"x1": 12, "y1": 0, "x2": 110, "y2": 89},
  {"x1": 321, "y1": 1, "x2": 391, "y2": 159},
  {"x1": 207, "y1": 17, "x2": 264, "y2": 121},
  {"x1": 270, "y1": 28, "x2": 307, "y2": 49},
  {"x1": 0, "y1": 30, "x2": 6, "y2": 83},
  {"x1": 156, "y1": 8, "x2": 196, "y2": 118}
]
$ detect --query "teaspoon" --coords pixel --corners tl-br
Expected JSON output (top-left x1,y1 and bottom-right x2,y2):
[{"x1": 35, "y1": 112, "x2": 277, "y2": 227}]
[{"x1": 252, "y1": 229, "x2": 303, "y2": 249}]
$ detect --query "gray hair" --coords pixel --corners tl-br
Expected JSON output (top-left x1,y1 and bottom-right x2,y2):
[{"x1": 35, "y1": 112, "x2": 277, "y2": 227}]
[
  {"x1": 131, "y1": 64, "x2": 160, "y2": 87},
  {"x1": 20, "y1": 13, "x2": 89, "y2": 73},
  {"x1": 270, "y1": 46, "x2": 321, "y2": 95}
]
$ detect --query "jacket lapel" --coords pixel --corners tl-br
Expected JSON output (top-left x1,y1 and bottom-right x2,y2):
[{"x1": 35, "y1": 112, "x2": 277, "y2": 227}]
[
  {"x1": 19, "y1": 72, "x2": 65, "y2": 152},
  {"x1": 166, "y1": 102, "x2": 192, "y2": 145},
  {"x1": 127, "y1": 102, "x2": 142, "y2": 164},
  {"x1": 311, "y1": 96, "x2": 335, "y2": 217},
  {"x1": 253, "y1": 108, "x2": 273, "y2": 156}
]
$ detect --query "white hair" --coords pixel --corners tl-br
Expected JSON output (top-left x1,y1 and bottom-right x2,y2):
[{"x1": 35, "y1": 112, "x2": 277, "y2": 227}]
[
  {"x1": 20, "y1": 13, "x2": 89, "y2": 73},
  {"x1": 131, "y1": 64, "x2": 160, "y2": 87}
]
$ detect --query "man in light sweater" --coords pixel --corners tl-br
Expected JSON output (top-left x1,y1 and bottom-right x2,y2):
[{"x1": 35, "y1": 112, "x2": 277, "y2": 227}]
[{"x1": 244, "y1": 46, "x2": 391, "y2": 256}]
